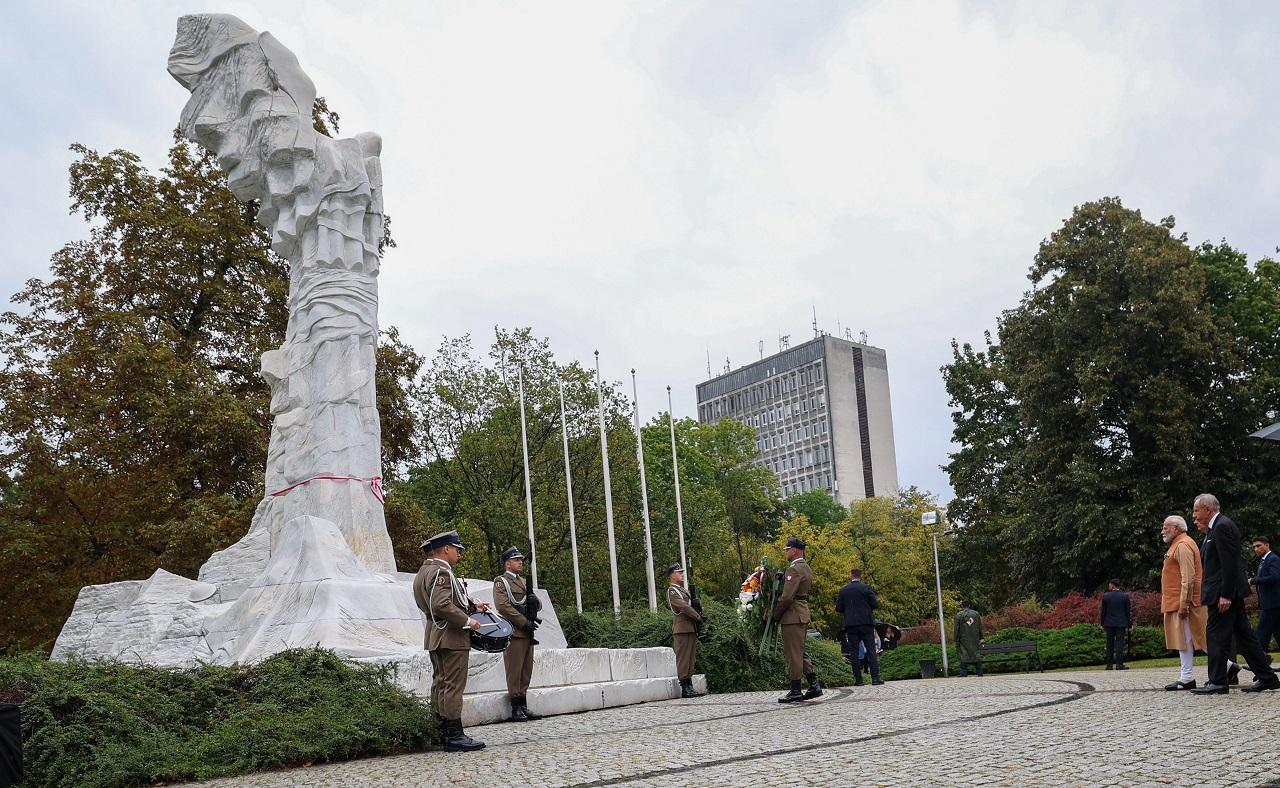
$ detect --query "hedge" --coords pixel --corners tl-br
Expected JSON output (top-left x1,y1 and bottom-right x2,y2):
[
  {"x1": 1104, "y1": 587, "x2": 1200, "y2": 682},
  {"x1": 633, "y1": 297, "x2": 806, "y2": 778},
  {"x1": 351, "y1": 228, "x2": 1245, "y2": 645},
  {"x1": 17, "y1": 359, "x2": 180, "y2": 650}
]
[
  {"x1": 560, "y1": 598, "x2": 855, "y2": 692},
  {"x1": 0, "y1": 648, "x2": 436, "y2": 788},
  {"x1": 880, "y1": 624, "x2": 1170, "y2": 680}
]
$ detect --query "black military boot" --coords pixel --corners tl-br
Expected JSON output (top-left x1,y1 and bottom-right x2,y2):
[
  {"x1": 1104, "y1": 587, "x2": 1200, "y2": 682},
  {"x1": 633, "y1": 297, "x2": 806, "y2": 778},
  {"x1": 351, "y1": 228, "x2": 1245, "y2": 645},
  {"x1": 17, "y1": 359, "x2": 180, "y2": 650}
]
[
  {"x1": 442, "y1": 718, "x2": 486, "y2": 752},
  {"x1": 435, "y1": 714, "x2": 449, "y2": 747},
  {"x1": 509, "y1": 695, "x2": 529, "y2": 722},
  {"x1": 803, "y1": 673, "x2": 824, "y2": 699},
  {"x1": 778, "y1": 680, "x2": 805, "y2": 703},
  {"x1": 520, "y1": 696, "x2": 543, "y2": 720},
  {"x1": 680, "y1": 678, "x2": 705, "y2": 698}
]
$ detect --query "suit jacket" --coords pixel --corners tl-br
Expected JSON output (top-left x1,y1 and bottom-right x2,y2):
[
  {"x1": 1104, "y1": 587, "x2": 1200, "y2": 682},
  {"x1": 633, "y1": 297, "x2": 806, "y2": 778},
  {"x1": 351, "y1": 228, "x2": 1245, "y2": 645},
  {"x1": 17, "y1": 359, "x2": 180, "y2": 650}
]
[
  {"x1": 1252, "y1": 551, "x2": 1280, "y2": 610},
  {"x1": 1200, "y1": 514, "x2": 1252, "y2": 604},
  {"x1": 835, "y1": 580, "x2": 879, "y2": 628},
  {"x1": 1099, "y1": 590, "x2": 1133, "y2": 628}
]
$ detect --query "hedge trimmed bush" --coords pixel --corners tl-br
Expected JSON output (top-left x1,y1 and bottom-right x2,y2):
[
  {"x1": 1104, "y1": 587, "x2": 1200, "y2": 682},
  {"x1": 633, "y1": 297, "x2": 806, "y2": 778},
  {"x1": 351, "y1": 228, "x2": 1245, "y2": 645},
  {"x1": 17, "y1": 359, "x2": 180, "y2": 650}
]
[
  {"x1": 560, "y1": 598, "x2": 855, "y2": 692},
  {"x1": 0, "y1": 648, "x2": 437, "y2": 788},
  {"x1": 880, "y1": 624, "x2": 1171, "y2": 680}
]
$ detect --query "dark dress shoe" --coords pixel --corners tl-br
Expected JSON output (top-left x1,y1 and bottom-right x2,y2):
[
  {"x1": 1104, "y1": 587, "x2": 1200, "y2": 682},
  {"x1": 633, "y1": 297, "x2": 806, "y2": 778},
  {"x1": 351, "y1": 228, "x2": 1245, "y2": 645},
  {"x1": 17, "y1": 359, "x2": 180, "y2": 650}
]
[
  {"x1": 871, "y1": 679, "x2": 885, "y2": 686},
  {"x1": 778, "y1": 688, "x2": 806, "y2": 703},
  {"x1": 1116, "y1": 664, "x2": 1128, "y2": 670},
  {"x1": 1226, "y1": 663, "x2": 1241, "y2": 685},
  {"x1": 1240, "y1": 674, "x2": 1280, "y2": 693},
  {"x1": 1164, "y1": 679, "x2": 1196, "y2": 691},
  {"x1": 1189, "y1": 682, "x2": 1230, "y2": 695}
]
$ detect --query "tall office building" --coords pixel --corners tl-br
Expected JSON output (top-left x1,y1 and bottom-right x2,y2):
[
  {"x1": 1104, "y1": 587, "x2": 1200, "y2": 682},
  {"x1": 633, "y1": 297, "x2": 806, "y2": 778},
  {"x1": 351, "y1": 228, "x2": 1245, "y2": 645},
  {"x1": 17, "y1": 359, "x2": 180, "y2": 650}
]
[{"x1": 696, "y1": 335, "x2": 898, "y2": 506}]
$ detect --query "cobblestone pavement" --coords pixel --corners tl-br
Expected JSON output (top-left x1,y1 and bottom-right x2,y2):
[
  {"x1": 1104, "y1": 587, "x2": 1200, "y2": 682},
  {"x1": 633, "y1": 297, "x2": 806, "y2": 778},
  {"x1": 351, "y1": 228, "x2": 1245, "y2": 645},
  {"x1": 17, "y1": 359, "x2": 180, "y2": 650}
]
[{"x1": 178, "y1": 668, "x2": 1280, "y2": 787}]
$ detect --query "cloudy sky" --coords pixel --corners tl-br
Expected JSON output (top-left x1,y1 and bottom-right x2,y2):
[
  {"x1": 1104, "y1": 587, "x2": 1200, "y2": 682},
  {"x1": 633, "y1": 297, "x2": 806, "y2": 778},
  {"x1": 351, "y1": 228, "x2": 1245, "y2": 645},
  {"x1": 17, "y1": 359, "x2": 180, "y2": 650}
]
[{"x1": 3, "y1": 1, "x2": 1278, "y2": 500}]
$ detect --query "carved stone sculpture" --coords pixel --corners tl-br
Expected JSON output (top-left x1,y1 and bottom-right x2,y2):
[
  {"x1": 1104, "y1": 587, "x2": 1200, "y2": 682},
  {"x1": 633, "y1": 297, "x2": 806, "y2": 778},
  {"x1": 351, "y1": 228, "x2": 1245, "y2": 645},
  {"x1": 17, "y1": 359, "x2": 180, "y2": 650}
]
[{"x1": 168, "y1": 13, "x2": 395, "y2": 598}]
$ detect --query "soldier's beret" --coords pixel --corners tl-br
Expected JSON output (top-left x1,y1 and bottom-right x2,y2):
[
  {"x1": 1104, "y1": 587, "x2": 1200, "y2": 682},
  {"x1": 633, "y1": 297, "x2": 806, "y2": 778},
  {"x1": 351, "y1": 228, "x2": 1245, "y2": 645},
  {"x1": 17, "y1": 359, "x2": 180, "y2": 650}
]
[
  {"x1": 501, "y1": 546, "x2": 525, "y2": 562},
  {"x1": 665, "y1": 563, "x2": 684, "y2": 576},
  {"x1": 421, "y1": 530, "x2": 464, "y2": 553},
  {"x1": 785, "y1": 537, "x2": 806, "y2": 550}
]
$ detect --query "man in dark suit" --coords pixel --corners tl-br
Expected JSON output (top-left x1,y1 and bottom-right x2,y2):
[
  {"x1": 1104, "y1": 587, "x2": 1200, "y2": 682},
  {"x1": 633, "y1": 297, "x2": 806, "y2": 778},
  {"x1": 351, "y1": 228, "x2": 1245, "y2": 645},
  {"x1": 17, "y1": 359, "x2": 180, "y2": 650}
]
[
  {"x1": 835, "y1": 568, "x2": 882, "y2": 686},
  {"x1": 1100, "y1": 579, "x2": 1133, "y2": 670},
  {"x1": 1248, "y1": 535, "x2": 1280, "y2": 653},
  {"x1": 1189, "y1": 494, "x2": 1280, "y2": 694}
]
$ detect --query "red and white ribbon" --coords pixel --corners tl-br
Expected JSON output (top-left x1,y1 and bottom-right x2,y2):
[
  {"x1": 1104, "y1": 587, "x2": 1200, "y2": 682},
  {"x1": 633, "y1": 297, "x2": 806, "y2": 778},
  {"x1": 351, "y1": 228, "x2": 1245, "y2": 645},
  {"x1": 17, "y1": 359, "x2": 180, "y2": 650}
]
[{"x1": 269, "y1": 474, "x2": 385, "y2": 505}]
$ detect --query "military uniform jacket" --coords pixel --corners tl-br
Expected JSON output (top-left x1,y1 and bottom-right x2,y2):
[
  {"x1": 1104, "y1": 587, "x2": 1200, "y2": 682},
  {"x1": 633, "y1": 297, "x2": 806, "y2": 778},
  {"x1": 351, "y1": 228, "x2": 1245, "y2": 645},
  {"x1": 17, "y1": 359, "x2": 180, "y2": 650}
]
[
  {"x1": 774, "y1": 558, "x2": 813, "y2": 625},
  {"x1": 413, "y1": 558, "x2": 473, "y2": 651},
  {"x1": 667, "y1": 584, "x2": 702, "y2": 634},
  {"x1": 494, "y1": 571, "x2": 531, "y2": 639}
]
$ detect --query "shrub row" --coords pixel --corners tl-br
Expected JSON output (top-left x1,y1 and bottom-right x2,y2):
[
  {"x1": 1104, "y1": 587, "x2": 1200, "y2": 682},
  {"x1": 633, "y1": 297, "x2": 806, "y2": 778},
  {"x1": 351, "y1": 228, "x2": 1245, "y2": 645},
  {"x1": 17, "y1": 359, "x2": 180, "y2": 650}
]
[
  {"x1": 881, "y1": 624, "x2": 1169, "y2": 680},
  {"x1": 0, "y1": 648, "x2": 436, "y2": 788},
  {"x1": 560, "y1": 598, "x2": 855, "y2": 692}
]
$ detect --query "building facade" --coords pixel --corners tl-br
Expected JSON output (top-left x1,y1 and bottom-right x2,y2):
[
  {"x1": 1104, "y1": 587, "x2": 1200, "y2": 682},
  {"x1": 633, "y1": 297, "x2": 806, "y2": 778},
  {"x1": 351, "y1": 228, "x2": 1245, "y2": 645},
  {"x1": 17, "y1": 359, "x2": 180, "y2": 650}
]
[{"x1": 695, "y1": 335, "x2": 898, "y2": 506}]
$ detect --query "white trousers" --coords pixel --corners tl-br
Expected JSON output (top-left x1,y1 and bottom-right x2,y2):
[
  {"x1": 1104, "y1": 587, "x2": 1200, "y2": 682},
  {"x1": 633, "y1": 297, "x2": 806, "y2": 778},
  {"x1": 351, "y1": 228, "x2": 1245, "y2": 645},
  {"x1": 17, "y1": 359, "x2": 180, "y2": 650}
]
[{"x1": 1178, "y1": 618, "x2": 1194, "y2": 681}]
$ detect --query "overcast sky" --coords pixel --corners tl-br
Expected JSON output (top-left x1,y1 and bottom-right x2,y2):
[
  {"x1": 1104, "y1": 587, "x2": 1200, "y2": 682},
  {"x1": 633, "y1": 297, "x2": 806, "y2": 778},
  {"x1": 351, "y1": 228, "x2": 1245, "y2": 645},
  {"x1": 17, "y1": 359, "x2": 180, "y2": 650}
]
[{"x1": 3, "y1": 1, "x2": 1279, "y2": 501}]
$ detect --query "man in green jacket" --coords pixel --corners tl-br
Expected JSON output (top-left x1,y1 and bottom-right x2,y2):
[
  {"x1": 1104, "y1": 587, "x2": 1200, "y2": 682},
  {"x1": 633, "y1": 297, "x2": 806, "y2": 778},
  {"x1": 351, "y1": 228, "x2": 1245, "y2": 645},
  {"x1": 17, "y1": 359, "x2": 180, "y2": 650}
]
[{"x1": 954, "y1": 604, "x2": 983, "y2": 677}]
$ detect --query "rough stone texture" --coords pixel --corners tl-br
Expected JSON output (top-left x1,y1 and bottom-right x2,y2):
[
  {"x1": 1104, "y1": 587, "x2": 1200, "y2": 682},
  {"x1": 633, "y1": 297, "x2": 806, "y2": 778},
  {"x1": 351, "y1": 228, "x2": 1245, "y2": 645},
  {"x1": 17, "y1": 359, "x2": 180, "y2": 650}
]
[{"x1": 169, "y1": 667, "x2": 1280, "y2": 787}]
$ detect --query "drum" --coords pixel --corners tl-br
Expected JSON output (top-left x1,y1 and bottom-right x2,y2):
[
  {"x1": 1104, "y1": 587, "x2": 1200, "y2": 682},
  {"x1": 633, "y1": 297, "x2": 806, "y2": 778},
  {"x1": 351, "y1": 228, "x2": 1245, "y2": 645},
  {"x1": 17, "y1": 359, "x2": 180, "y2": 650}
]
[{"x1": 469, "y1": 610, "x2": 514, "y2": 653}]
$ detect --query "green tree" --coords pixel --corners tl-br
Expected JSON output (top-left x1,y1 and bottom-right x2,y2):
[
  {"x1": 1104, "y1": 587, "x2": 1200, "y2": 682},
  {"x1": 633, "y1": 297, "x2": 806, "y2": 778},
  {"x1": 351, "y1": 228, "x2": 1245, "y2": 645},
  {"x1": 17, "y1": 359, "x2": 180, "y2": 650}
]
[
  {"x1": 942, "y1": 197, "x2": 1280, "y2": 601},
  {"x1": 402, "y1": 330, "x2": 784, "y2": 612},
  {"x1": 783, "y1": 488, "x2": 848, "y2": 528}
]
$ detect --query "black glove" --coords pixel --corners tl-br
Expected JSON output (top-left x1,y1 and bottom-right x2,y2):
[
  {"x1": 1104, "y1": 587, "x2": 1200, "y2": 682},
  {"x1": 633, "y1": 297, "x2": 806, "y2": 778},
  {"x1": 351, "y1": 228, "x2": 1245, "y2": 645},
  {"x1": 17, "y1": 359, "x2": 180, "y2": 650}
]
[
  {"x1": 524, "y1": 621, "x2": 538, "y2": 635},
  {"x1": 691, "y1": 597, "x2": 703, "y2": 614}
]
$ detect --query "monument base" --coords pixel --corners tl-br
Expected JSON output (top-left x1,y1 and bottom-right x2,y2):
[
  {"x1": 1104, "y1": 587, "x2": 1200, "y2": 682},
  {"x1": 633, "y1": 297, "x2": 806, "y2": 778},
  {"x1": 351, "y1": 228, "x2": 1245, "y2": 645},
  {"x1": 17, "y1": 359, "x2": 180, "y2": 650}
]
[{"x1": 357, "y1": 648, "x2": 708, "y2": 727}]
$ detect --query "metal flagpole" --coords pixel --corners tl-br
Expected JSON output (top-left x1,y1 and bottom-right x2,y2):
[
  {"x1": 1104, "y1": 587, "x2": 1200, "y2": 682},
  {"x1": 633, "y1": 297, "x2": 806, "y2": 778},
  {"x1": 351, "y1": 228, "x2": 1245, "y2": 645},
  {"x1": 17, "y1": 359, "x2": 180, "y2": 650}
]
[
  {"x1": 631, "y1": 370, "x2": 658, "y2": 612},
  {"x1": 595, "y1": 351, "x2": 621, "y2": 618},
  {"x1": 667, "y1": 386, "x2": 689, "y2": 592},
  {"x1": 559, "y1": 380, "x2": 583, "y2": 613},
  {"x1": 517, "y1": 368, "x2": 538, "y2": 587}
]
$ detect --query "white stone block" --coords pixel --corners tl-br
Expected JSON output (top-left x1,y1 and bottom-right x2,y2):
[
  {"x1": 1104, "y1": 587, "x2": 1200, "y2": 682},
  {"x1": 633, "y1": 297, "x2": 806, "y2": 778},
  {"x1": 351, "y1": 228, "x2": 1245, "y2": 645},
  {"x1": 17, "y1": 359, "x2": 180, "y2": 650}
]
[
  {"x1": 601, "y1": 677, "x2": 677, "y2": 707},
  {"x1": 609, "y1": 648, "x2": 650, "y2": 681},
  {"x1": 643, "y1": 647, "x2": 678, "y2": 678}
]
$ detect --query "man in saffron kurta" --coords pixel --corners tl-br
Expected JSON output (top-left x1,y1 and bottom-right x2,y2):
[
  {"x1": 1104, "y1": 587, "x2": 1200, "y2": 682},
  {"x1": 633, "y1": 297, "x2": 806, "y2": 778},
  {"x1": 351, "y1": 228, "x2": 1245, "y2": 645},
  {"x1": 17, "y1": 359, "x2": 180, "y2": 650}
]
[{"x1": 1161, "y1": 515, "x2": 1207, "y2": 690}]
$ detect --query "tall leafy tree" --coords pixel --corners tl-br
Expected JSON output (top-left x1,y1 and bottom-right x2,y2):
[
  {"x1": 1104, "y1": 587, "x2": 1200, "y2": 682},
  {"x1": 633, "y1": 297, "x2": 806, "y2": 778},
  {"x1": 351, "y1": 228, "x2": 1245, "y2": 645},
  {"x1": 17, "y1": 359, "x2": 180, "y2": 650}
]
[
  {"x1": 403, "y1": 329, "x2": 784, "y2": 610},
  {"x1": 943, "y1": 198, "x2": 1280, "y2": 602}
]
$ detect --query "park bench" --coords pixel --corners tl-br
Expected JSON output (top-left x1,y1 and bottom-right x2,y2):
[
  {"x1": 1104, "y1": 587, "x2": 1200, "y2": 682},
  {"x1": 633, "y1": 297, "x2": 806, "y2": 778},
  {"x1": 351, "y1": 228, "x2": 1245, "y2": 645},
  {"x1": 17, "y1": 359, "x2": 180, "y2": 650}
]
[{"x1": 978, "y1": 640, "x2": 1043, "y2": 673}]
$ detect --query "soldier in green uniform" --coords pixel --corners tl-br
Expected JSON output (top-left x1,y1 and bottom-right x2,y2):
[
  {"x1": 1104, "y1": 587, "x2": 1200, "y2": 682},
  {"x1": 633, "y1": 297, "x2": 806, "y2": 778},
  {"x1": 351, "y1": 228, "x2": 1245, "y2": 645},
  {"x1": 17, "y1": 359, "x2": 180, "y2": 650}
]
[
  {"x1": 774, "y1": 537, "x2": 824, "y2": 703},
  {"x1": 954, "y1": 603, "x2": 983, "y2": 677},
  {"x1": 493, "y1": 546, "x2": 543, "y2": 722},
  {"x1": 413, "y1": 530, "x2": 489, "y2": 751},
  {"x1": 665, "y1": 563, "x2": 705, "y2": 698}
]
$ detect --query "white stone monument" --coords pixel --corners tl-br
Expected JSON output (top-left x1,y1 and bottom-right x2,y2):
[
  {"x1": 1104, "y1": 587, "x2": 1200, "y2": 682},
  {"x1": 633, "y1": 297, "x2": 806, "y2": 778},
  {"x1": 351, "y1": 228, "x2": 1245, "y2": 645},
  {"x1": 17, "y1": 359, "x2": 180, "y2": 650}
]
[{"x1": 51, "y1": 13, "x2": 703, "y2": 725}]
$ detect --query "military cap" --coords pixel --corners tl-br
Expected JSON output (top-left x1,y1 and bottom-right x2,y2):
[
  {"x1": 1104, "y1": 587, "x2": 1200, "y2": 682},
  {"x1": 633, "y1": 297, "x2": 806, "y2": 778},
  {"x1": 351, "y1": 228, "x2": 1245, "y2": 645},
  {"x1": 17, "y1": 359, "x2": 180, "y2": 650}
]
[
  {"x1": 785, "y1": 536, "x2": 806, "y2": 550},
  {"x1": 501, "y1": 546, "x2": 525, "y2": 562},
  {"x1": 421, "y1": 530, "x2": 465, "y2": 553},
  {"x1": 666, "y1": 563, "x2": 685, "y2": 576}
]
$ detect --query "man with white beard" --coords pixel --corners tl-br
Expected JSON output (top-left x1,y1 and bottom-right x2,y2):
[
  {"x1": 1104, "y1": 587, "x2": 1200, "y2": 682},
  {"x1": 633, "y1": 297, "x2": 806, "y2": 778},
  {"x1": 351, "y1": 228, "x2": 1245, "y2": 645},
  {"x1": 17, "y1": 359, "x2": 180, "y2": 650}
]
[{"x1": 1161, "y1": 515, "x2": 1207, "y2": 690}]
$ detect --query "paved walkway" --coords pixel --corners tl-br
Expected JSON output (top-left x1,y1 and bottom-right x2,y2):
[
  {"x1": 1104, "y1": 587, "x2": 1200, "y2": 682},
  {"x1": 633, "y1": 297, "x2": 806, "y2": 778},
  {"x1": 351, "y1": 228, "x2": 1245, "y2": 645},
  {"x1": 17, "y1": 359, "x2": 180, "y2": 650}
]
[{"x1": 179, "y1": 668, "x2": 1280, "y2": 787}]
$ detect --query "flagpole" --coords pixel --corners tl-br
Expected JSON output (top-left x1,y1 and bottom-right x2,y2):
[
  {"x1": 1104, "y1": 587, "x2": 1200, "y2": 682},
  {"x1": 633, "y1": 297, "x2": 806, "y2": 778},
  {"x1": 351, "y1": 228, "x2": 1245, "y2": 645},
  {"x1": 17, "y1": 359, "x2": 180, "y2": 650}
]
[
  {"x1": 632, "y1": 370, "x2": 657, "y2": 612},
  {"x1": 517, "y1": 367, "x2": 538, "y2": 588},
  {"x1": 667, "y1": 386, "x2": 689, "y2": 592},
  {"x1": 559, "y1": 379, "x2": 583, "y2": 613},
  {"x1": 595, "y1": 351, "x2": 621, "y2": 619}
]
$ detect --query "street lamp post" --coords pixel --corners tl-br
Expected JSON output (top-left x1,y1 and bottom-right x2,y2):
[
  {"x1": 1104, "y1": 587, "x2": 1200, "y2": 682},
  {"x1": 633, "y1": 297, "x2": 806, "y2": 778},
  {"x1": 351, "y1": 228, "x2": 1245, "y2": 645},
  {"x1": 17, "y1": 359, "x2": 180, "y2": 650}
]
[{"x1": 923, "y1": 511, "x2": 951, "y2": 678}]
